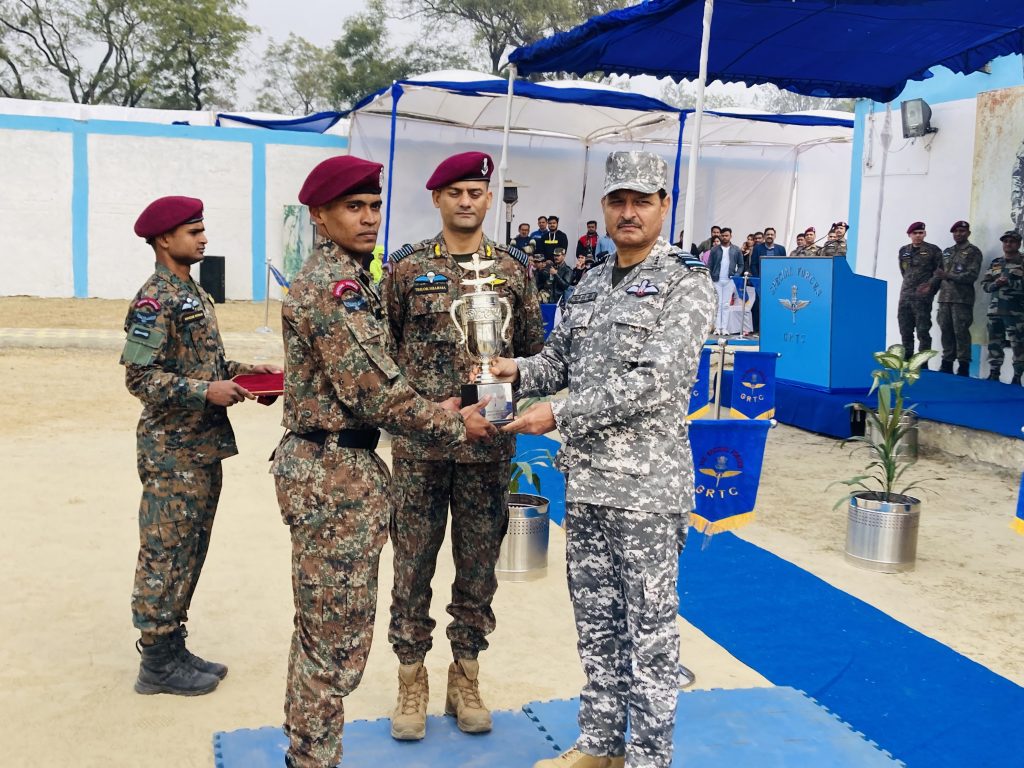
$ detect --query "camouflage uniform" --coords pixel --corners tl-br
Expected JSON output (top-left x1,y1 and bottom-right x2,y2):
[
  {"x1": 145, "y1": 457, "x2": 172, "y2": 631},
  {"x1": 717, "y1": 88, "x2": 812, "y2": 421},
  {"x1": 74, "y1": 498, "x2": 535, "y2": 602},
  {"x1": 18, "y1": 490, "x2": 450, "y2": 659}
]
[
  {"x1": 933, "y1": 241, "x2": 982, "y2": 366},
  {"x1": 800, "y1": 243, "x2": 822, "y2": 257},
  {"x1": 516, "y1": 237, "x2": 716, "y2": 768},
  {"x1": 1012, "y1": 142, "x2": 1024, "y2": 236},
  {"x1": 273, "y1": 246, "x2": 467, "y2": 768},
  {"x1": 121, "y1": 264, "x2": 251, "y2": 639},
  {"x1": 821, "y1": 238, "x2": 847, "y2": 258},
  {"x1": 898, "y1": 241, "x2": 942, "y2": 354},
  {"x1": 383, "y1": 234, "x2": 544, "y2": 664},
  {"x1": 982, "y1": 253, "x2": 1024, "y2": 378}
]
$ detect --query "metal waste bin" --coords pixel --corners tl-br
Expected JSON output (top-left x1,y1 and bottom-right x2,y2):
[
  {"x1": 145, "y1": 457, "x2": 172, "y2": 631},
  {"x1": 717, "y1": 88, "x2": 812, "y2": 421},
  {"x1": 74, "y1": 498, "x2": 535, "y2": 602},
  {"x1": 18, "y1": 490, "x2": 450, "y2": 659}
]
[
  {"x1": 866, "y1": 412, "x2": 919, "y2": 462},
  {"x1": 496, "y1": 493, "x2": 549, "y2": 582}
]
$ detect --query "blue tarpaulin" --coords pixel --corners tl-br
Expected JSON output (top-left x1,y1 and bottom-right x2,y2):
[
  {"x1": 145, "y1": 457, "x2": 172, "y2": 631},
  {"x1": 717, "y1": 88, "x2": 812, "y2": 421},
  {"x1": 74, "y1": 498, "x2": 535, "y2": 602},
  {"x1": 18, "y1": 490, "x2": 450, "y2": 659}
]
[
  {"x1": 510, "y1": 0, "x2": 1024, "y2": 102},
  {"x1": 215, "y1": 111, "x2": 343, "y2": 133}
]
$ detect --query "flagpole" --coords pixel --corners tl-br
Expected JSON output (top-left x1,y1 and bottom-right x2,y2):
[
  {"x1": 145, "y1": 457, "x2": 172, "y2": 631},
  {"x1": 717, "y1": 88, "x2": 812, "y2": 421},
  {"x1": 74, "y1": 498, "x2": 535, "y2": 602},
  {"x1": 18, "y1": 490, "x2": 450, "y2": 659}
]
[{"x1": 256, "y1": 260, "x2": 272, "y2": 334}]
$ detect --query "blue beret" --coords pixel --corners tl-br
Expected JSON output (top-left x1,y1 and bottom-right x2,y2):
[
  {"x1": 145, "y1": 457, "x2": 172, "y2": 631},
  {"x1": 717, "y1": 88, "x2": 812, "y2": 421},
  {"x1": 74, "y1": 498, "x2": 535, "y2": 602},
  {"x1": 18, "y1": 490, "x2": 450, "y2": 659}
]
[
  {"x1": 134, "y1": 196, "x2": 203, "y2": 239},
  {"x1": 426, "y1": 151, "x2": 494, "y2": 191},
  {"x1": 299, "y1": 155, "x2": 383, "y2": 207}
]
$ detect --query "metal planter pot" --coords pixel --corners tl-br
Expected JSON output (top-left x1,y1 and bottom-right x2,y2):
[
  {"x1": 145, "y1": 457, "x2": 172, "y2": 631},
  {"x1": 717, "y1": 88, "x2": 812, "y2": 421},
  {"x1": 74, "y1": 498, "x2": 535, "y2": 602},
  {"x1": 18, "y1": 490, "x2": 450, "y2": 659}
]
[
  {"x1": 865, "y1": 412, "x2": 919, "y2": 462},
  {"x1": 845, "y1": 492, "x2": 921, "y2": 573},
  {"x1": 496, "y1": 493, "x2": 550, "y2": 582}
]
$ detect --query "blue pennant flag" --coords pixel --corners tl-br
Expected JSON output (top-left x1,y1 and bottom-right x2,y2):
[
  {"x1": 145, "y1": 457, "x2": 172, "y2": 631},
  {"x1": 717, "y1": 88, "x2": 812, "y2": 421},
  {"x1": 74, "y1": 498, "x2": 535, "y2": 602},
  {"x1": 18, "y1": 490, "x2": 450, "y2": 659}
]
[
  {"x1": 732, "y1": 275, "x2": 761, "y2": 296},
  {"x1": 687, "y1": 347, "x2": 713, "y2": 419},
  {"x1": 730, "y1": 351, "x2": 779, "y2": 420},
  {"x1": 268, "y1": 263, "x2": 290, "y2": 293},
  {"x1": 688, "y1": 419, "x2": 772, "y2": 535},
  {"x1": 1015, "y1": 471, "x2": 1024, "y2": 536}
]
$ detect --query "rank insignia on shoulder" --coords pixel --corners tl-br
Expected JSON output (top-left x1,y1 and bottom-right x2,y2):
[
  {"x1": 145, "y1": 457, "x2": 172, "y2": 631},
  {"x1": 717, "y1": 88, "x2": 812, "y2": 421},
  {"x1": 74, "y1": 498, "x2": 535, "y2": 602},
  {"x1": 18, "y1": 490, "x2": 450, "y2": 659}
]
[
  {"x1": 389, "y1": 243, "x2": 416, "y2": 263},
  {"x1": 503, "y1": 245, "x2": 530, "y2": 268},
  {"x1": 626, "y1": 279, "x2": 660, "y2": 297},
  {"x1": 569, "y1": 291, "x2": 597, "y2": 304},
  {"x1": 413, "y1": 271, "x2": 450, "y2": 294}
]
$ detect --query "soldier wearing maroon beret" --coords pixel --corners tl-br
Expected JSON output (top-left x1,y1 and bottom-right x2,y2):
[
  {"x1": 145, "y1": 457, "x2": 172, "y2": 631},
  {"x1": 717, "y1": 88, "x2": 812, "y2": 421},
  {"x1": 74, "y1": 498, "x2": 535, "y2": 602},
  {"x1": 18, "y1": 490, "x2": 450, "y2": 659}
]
[
  {"x1": 122, "y1": 196, "x2": 280, "y2": 697},
  {"x1": 272, "y1": 155, "x2": 496, "y2": 768},
  {"x1": 383, "y1": 151, "x2": 544, "y2": 742},
  {"x1": 897, "y1": 221, "x2": 942, "y2": 355}
]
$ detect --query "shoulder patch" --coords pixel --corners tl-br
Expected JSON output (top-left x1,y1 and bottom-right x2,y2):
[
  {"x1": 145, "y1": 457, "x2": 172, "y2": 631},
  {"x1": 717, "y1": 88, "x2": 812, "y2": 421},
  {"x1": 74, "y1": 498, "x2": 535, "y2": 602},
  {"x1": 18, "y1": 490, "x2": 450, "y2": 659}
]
[
  {"x1": 495, "y1": 242, "x2": 529, "y2": 268},
  {"x1": 674, "y1": 252, "x2": 710, "y2": 274}
]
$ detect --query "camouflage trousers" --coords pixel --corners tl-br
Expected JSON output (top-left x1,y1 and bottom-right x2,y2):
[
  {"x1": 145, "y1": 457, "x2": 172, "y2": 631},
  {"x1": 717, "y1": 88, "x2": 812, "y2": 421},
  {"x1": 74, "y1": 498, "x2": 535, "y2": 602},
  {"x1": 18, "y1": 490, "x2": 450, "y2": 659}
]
[
  {"x1": 937, "y1": 303, "x2": 975, "y2": 364},
  {"x1": 272, "y1": 433, "x2": 391, "y2": 768},
  {"x1": 565, "y1": 503, "x2": 686, "y2": 768},
  {"x1": 987, "y1": 315, "x2": 1024, "y2": 374},
  {"x1": 898, "y1": 298, "x2": 934, "y2": 355},
  {"x1": 132, "y1": 462, "x2": 221, "y2": 639},
  {"x1": 388, "y1": 459, "x2": 509, "y2": 664}
]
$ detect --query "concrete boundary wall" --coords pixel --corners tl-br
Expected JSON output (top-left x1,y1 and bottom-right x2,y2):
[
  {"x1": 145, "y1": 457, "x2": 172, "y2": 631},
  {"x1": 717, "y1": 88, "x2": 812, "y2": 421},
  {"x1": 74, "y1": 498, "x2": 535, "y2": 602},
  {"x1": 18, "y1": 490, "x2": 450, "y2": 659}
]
[{"x1": 0, "y1": 112, "x2": 347, "y2": 300}]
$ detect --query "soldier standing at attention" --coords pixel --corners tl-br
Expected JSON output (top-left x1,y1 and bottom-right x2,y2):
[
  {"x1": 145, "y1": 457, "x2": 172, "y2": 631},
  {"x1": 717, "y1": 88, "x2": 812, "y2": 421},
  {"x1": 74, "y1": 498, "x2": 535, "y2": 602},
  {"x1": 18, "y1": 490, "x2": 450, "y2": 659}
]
[
  {"x1": 932, "y1": 220, "x2": 982, "y2": 376},
  {"x1": 123, "y1": 196, "x2": 280, "y2": 696},
  {"x1": 273, "y1": 155, "x2": 495, "y2": 768},
  {"x1": 982, "y1": 230, "x2": 1024, "y2": 383},
  {"x1": 898, "y1": 222, "x2": 942, "y2": 355},
  {"x1": 384, "y1": 151, "x2": 544, "y2": 741},
  {"x1": 493, "y1": 151, "x2": 716, "y2": 768}
]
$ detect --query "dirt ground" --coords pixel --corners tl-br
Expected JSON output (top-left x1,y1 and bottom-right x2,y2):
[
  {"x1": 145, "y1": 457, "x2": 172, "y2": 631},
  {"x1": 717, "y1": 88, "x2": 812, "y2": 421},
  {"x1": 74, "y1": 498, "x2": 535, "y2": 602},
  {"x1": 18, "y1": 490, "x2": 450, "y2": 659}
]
[{"x1": 0, "y1": 298, "x2": 1021, "y2": 767}]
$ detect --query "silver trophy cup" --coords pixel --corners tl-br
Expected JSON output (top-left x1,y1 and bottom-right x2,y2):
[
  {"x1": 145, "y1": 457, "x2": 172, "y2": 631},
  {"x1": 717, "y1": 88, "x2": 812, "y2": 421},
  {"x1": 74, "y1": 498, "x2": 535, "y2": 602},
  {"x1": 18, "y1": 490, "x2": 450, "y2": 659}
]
[{"x1": 449, "y1": 254, "x2": 515, "y2": 424}]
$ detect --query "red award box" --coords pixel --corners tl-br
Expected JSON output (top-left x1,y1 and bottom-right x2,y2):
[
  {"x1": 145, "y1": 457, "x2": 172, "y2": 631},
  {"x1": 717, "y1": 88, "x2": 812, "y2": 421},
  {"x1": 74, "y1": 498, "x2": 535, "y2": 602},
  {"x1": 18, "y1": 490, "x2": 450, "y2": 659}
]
[{"x1": 232, "y1": 371, "x2": 284, "y2": 396}]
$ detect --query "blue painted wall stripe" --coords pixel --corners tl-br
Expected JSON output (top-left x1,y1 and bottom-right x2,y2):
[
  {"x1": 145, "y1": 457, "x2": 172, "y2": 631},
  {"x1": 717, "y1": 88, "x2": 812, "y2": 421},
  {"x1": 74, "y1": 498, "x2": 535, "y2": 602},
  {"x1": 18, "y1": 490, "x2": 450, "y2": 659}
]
[
  {"x1": 251, "y1": 143, "x2": 267, "y2": 301},
  {"x1": 846, "y1": 99, "x2": 870, "y2": 272},
  {"x1": 72, "y1": 126, "x2": 89, "y2": 297}
]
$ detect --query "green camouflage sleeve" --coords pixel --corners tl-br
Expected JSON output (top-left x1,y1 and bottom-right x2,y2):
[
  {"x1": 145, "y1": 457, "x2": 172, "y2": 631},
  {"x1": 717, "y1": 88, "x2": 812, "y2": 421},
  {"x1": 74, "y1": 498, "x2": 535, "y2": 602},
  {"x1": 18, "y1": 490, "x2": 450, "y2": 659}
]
[
  {"x1": 513, "y1": 269, "x2": 545, "y2": 356},
  {"x1": 121, "y1": 303, "x2": 208, "y2": 410},
  {"x1": 303, "y1": 303, "x2": 466, "y2": 445},
  {"x1": 950, "y1": 247, "x2": 983, "y2": 285},
  {"x1": 556, "y1": 270, "x2": 714, "y2": 442},
  {"x1": 382, "y1": 269, "x2": 406, "y2": 347}
]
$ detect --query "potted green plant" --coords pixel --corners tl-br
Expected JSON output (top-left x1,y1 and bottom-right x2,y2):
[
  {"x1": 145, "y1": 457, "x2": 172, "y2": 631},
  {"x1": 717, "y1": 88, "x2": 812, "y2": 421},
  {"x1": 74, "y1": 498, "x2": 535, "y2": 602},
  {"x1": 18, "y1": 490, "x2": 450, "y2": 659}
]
[
  {"x1": 836, "y1": 344, "x2": 937, "y2": 572},
  {"x1": 497, "y1": 445, "x2": 557, "y2": 582}
]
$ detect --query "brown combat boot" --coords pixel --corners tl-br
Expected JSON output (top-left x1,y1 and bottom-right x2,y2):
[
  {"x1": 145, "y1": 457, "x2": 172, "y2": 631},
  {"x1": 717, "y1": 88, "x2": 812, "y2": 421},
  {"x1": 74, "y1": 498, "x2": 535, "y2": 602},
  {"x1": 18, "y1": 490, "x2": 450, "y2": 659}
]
[
  {"x1": 533, "y1": 749, "x2": 626, "y2": 768},
  {"x1": 445, "y1": 658, "x2": 492, "y2": 733},
  {"x1": 391, "y1": 662, "x2": 428, "y2": 740}
]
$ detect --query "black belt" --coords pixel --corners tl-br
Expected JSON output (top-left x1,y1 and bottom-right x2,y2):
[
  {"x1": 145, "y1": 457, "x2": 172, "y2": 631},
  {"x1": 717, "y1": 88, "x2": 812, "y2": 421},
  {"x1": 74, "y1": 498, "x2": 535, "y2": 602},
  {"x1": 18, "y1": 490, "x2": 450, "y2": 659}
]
[{"x1": 295, "y1": 428, "x2": 380, "y2": 450}]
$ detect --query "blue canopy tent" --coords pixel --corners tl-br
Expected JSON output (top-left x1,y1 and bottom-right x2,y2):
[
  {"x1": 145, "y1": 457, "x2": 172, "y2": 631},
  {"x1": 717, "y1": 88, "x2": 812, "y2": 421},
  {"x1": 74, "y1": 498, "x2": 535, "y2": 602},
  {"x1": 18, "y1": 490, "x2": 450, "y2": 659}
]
[
  {"x1": 509, "y1": 0, "x2": 1024, "y2": 250},
  {"x1": 343, "y1": 72, "x2": 851, "y2": 254}
]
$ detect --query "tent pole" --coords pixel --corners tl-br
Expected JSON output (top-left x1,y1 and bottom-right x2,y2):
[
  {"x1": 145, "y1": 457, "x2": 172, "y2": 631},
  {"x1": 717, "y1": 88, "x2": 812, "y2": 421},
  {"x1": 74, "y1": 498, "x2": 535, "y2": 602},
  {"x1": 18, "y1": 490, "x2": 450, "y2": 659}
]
[
  {"x1": 870, "y1": 103, "x2": 892, "y2": 278},
  {"x1": 383, "y1": 82, "x2": 403, "y2": 259},
  {"x1": 682, "y1": 0, "x2": 714, "y2": 247},
  {"x1": 670, "y1": 111, "x2": 686, "y2": 245},
  {"x1": 494, "y1": 65, "x2": 517, "y2": 244}
]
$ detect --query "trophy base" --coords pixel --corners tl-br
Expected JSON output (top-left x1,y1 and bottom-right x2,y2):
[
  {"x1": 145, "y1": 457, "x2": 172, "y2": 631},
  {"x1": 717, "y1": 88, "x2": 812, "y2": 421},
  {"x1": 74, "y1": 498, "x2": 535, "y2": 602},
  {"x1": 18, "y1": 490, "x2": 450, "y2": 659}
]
[{"x1": 462, "y1": 381, "x2": 516, "y2": 425}]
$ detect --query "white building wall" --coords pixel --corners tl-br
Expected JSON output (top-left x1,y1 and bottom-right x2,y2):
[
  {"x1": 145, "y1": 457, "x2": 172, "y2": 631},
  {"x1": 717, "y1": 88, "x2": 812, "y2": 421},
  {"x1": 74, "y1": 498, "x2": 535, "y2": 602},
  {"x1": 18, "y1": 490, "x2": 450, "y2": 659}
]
[{"x1": 0, "y1": 130, "x2": 74, "y2": 296}]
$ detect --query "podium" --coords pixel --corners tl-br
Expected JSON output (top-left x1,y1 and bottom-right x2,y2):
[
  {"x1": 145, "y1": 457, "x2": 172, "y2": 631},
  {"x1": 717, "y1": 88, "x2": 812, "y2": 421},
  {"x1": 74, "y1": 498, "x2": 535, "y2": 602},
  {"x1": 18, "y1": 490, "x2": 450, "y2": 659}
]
[{"x1": 760, "y1": 257, "x2": 885, "y2": 390}]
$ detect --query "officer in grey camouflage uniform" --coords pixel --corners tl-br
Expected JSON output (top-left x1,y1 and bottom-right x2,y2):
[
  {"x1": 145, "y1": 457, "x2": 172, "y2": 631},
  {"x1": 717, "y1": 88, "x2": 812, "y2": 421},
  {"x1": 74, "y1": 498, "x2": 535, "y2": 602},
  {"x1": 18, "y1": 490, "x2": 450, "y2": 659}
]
[
  {"x1": 982, "y1": 230, "x2": 1024, "y2": 383},
  {"x1": 383, "y1": 151, "x2": 545, "y2": 741},
  {"x1": 898, "y1": 221, "x2": 943, "y2": 355},
  {"x1": 273, "y1": 156, "x2": 495, "y2": 768},
  {"x1": 932, "y1": 220, "x2": 982, "y2": 375},
  {"x1": 122, "y1": 196, "x2": 280, "y2": 696},
  {"x1": 494, "y1": 151, "x2": 715, "y2": 768}
]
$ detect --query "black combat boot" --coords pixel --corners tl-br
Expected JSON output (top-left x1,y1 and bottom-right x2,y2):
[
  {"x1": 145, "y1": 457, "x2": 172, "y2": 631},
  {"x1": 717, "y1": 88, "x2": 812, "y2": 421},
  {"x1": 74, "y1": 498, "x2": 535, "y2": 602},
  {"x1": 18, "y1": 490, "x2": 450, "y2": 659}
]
[
  {"x1": 135, "y1": 635, "x2": 220, "y2": 696},
  {"x1": 988, "y1": 369, "x2": 1001, "y2": 381},
  {"x1": 956, "y1": 362, "x2": 970, "y2": 377},
  {"x1": 939, "y1": 360, "x2": 954, "y2": 374},
  {"x1": 1013, "y1": 373, "x2": 1022, "y2": 386},
  {"x1": 170, "y1": 625, "x2": 228, "y2": 680}
]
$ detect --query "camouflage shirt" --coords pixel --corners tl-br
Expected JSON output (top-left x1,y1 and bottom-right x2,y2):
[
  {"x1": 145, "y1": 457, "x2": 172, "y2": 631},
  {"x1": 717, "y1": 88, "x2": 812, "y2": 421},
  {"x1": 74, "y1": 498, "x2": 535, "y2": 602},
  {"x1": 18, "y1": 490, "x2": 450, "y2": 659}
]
[
  {"x1": 898, "y1": 242, "x2": 942, "y2": 299},
  {"x1": 821, "y1": 238, "x2": 847, "y2": 258},
  {"x1": 515, "y1": 238, "x2": 716, "y2": 515},
  {"x1": 121, "y1": 264, "x2": 250, "y2": 473},
  {"x1": 384, "y1": 233, "x2": 544, "y2": 462},
  {"x1": 934, "y1": 241, "x2": 982, "y2": 304},
  {"x1": 981, "y1": 255, "x2": 1024, "y2": 316},
  {"x1": 279, "y1": 245, "x2": 466, "y2": 445}
]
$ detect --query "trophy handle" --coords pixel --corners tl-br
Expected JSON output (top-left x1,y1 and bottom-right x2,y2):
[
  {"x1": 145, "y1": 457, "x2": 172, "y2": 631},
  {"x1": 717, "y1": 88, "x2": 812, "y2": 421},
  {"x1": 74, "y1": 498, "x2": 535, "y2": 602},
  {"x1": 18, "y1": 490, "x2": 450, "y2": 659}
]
[
  {"x1": 498, "y1": 296, "x2": 512, "y2": 341},
  {"x1": 449, "y1": 297, "x2": 468, "y2": 346}
]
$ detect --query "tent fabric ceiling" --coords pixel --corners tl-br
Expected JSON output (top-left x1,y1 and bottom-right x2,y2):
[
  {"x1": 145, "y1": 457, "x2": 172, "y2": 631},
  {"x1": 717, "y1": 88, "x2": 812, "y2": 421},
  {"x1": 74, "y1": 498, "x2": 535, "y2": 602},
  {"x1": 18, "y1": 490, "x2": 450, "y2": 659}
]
[{"x1": 509, "y1": 0, "x2": 1024, "y2": 102}]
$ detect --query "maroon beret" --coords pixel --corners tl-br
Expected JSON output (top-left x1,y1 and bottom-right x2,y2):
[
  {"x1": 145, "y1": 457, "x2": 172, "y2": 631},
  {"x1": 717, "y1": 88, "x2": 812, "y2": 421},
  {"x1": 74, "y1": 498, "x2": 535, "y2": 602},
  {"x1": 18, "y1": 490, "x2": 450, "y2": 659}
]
[
  {"x1": 425, "y1": 151, "x2": 494, "y2": 191},
  {"x1": 299, "y1": 155, "x2": 383, "y2": 207},
  {"x1": 906, "y1": 221, "x2": 926, "y2": 234},
  {"x1": 949, "y1": 220, "x2": 970, "y2": 232},
  {"x1": 134, "y1": 196, "x2": 203, "y2": 239}
]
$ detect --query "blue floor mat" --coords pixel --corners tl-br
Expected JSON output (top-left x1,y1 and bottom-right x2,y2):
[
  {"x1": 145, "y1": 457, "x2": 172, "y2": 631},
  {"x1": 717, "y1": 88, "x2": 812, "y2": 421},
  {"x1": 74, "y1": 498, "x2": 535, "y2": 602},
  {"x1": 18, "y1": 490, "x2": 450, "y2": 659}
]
[
  {"x1": 213, "y1": 710, "x2": 559, "y2": 768},
  {"x1": 524, "y1": 687, "x2": 900, "y2": 767},
  {"x1": 679, "y1": 531, "x2": 1024, "y2": 768}
]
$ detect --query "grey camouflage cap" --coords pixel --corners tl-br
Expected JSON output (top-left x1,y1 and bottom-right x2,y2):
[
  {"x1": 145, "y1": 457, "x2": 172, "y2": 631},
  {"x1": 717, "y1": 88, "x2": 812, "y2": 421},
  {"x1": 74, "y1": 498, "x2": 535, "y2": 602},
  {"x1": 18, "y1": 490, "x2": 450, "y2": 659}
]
[{"x1": 603, "y1": 151, "x2": 668, "y2": 196}]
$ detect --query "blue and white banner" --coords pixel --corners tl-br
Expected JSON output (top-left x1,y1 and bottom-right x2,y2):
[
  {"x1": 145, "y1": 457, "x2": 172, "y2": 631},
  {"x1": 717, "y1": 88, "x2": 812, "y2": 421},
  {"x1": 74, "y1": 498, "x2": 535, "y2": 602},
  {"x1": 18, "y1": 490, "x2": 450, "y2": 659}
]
[
  {"x1": 688, "y1": 419, "x2": 772, "y2": 535},
  {"x1": 730, "y1": 351, "x2": 779, "y2": 420},
  {"x1": 687, "y1": 347, "x2": 713, "y2": 419},
  {"x1": 1014, "y1": 471, "x2": 1024, "y2": 536}
]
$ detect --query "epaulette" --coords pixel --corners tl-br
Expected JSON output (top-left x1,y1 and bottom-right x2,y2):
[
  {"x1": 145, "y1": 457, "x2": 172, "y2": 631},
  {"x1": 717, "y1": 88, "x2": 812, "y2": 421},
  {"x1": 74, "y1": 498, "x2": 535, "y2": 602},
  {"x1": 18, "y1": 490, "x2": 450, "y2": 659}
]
[
  {"x1": 495, "y1": 242, "x2": 530, "y2": 268},
  {"x1": 673, "y1": 250, "x2": 710, "y2": 274},
  {"x1": 388, "y1": 243, "x2": 417, "y2": 263}
]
